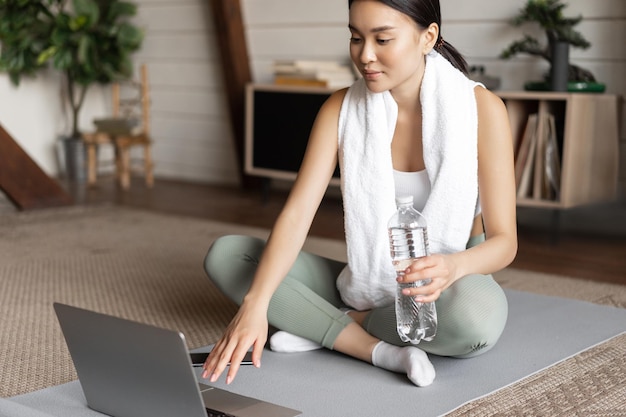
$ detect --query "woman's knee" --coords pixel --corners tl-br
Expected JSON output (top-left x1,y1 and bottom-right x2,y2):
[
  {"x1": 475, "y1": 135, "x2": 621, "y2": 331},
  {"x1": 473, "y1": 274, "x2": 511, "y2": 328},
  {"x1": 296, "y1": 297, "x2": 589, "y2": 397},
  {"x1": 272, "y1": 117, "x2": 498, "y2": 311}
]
[
  {"x1": 450, "y1": 304, "x2": 507, "y2": 358},
  {"x1": 436, "y1": 275, "x2": 508, "y2": 357},
  {"x1": 205, "y1": 235, "x2": 263, "y2": 271},
  {"x1": 204, "y1": 235, "x2": 266, "y2": 303}
]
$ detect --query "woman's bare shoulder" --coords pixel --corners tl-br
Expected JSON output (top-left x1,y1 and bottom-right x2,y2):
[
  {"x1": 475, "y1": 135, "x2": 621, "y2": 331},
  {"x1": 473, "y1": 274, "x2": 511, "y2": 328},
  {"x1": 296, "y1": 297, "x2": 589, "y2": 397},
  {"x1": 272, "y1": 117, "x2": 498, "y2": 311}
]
[
  {"x1": 322, "y1": 87, "x2": 349, "y2": 112},
  {"x1": 311, "y1": 87, "x2": 350, "y2": 129},
  {"x1": 474, "y1": 85, "x2": 506, "y2": 117},
  {"x1": 474, "y1": 86, "x2": 513, "y2": 147}
]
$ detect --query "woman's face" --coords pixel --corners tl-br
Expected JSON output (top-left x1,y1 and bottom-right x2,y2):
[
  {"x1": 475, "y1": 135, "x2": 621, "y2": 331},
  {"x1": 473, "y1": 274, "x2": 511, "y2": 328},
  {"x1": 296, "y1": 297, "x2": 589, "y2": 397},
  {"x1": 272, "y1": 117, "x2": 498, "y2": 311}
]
[{"x1": 348, "y1": 0, "x2": 435, "y2": 94}]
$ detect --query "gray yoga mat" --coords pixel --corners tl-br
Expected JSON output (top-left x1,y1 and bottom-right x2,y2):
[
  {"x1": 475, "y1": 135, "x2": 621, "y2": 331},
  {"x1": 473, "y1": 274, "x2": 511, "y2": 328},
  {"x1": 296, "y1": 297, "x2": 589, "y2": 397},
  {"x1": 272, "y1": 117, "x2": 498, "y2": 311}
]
[{"x1": 7, "y1": 289, "x2": 626, "y2": 417}]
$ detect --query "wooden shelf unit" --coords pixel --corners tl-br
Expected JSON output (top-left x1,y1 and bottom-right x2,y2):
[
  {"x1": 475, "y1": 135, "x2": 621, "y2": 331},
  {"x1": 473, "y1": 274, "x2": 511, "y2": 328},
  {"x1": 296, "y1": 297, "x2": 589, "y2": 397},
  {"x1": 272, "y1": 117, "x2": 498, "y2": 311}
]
[
  {"x1": 498, "y1": 91, "x2": 620, "y2": 209},
  {"x1": 245, "y1": 85, "x2": 620, "y2": 210}
]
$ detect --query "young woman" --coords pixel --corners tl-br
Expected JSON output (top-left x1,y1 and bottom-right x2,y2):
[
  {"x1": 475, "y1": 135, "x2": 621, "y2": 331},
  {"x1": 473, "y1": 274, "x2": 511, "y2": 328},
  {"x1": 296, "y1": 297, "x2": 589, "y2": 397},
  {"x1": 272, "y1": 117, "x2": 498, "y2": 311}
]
[{"x1": 202, "y1": 0, "x2": 517, "y2": 387}]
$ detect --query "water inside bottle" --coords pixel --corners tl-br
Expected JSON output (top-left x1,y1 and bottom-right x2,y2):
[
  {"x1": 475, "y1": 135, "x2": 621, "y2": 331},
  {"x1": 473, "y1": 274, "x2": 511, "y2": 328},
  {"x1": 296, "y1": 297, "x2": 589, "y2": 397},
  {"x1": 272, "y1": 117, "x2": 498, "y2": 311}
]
[
  {"x1": 395, "y1": 276, "x2": 436, "y2": 343},
  {"x1": 389, "y1": 225, "x2": 437, "y2": 344}
]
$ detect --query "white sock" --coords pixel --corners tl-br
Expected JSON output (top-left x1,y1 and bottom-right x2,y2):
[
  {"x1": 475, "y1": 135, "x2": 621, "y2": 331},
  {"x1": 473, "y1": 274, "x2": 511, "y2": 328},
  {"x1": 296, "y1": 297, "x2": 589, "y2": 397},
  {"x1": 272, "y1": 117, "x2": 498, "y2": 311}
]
[
  {"x1": 269, "y1": 331, "x2": 322, "y2": 353},
  {"x1": 371, "y1": 341, "x2": 435, "y2": 387}
]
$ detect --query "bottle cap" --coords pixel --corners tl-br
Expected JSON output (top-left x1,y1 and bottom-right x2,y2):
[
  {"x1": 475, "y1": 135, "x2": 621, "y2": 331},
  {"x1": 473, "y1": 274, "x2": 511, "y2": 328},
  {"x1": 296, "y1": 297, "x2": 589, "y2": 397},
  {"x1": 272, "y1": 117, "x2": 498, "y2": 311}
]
[{"x1": 395, "y1": 195, "x2": 413, "y2": 205}]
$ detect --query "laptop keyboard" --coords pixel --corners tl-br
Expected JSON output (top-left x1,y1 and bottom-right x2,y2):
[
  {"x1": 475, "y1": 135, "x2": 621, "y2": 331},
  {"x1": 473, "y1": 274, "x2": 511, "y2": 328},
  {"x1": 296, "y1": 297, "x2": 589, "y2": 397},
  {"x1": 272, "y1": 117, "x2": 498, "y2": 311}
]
[{"x1": 206, "y1": 407, "x2": 236, "y2": 417}]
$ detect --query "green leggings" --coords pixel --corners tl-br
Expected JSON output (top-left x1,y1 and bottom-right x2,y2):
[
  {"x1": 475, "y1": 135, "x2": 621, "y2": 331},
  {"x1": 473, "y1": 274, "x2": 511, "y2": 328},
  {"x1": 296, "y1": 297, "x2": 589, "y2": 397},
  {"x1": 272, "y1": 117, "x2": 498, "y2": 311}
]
[{"x1": 204, "y1": 234, "x2": 508, "y2": 358}]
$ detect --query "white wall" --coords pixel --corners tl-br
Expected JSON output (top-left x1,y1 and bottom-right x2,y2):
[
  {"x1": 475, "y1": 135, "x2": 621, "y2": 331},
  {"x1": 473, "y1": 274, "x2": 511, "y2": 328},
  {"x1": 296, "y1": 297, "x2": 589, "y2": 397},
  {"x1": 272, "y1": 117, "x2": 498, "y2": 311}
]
[
  {"x1": 0, "y1": 69, "x2": 108, "y2": 175},
  {"x1": 131, "y1": 0, "x2": 239, "y2": 184},
  {"x1": 1, "y1": 0, "x2": 624, "y2": 192},
  {"x1": 0, "y1": 0, "x2": 240, "y2": 185}
]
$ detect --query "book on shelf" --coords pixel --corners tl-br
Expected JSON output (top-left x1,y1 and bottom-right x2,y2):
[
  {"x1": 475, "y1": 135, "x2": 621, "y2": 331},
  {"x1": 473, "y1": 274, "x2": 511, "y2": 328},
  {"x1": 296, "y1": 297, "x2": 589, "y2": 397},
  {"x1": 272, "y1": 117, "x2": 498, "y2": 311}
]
[
  {"x1": 274, "y1": 76, "x2": 328, "y2": 88},
  {"x1": 514, "y1": 113, "x2": 538, "y2": 189},
  {"x1": 273, "y1": 59, "x2": 350, "y2": 73},
  {"x1": 514, "y1": 112, "x2": 561, "y2": 201},
  {"x1": 272, "y1": 59, "x2": 356, "y2": 89},
  {"x1": 543, "y1": 114, "x2": 561, "y2": 200},
  {"x1": 516, "y1": 115, "x2": 538, "y2": 199},
  {"x1": 533, "y1": 112, "x2": 563, "y2": 201},
  {"x1": 274, "y1": 72, "x2": 355, "y2": 89},
  {"x1": 532, "y1": 112, "x2": 549, "y2": 200}
]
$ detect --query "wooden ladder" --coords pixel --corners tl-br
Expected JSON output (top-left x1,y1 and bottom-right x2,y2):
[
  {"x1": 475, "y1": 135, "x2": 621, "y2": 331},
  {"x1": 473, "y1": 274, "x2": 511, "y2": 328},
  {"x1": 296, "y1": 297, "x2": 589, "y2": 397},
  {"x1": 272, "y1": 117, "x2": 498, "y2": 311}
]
[{"x1": 0, "y1": 123, "x2": 73, "y2": 210}]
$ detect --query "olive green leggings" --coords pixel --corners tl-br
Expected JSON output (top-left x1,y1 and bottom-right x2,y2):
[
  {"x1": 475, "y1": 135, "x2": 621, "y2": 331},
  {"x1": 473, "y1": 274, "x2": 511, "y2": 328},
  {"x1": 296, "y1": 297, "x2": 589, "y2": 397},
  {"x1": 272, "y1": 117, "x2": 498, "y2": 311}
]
[{"x1": 204, "y1": 234, "x2": 508, "y2": 358}]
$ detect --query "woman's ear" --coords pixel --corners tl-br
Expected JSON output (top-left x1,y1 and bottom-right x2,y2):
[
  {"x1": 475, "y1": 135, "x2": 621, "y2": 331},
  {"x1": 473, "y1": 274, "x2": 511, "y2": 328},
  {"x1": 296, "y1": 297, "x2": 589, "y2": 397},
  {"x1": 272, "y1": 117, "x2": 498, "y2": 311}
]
[{"x1": 423, "y1": 23, "x2": 439, "y2": 54}]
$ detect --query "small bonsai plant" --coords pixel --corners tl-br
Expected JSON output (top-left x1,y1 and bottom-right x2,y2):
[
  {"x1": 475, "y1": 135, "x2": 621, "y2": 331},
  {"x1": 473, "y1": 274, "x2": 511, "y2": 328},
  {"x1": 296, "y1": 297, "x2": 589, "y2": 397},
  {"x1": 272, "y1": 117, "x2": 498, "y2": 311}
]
[
  {"x1": 500, "y1": 0, "x2": 596, "y2": 83},
  {"x1": 0, "y1": 0, "x2": 144, "y2": 139}
]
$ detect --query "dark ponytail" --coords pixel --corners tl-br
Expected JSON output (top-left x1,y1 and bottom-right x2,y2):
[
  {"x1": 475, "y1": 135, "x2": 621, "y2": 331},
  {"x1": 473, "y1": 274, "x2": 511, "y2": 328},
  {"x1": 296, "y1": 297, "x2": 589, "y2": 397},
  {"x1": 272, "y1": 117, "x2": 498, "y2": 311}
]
[
  {"x1": 348, "y1": 0, "x2": 468, "y2": 75},
  {"x1": 434, "y1": 38, "x2": 468, "y2": 75}
]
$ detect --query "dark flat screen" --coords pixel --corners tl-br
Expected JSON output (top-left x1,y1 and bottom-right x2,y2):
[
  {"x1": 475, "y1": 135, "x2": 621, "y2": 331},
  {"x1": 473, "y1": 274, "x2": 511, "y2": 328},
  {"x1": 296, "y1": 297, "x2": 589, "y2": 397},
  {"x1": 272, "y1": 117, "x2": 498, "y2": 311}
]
[{"x1": 250, "y1": 89, "x2": 340, "y2": 178}]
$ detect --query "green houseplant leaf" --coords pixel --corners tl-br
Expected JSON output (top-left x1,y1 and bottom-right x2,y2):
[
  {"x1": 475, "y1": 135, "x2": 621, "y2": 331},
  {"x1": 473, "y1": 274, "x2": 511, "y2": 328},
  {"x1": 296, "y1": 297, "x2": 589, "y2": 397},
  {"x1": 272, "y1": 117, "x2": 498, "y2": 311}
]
[
  {"x1": 72, "y1": 0, "x2": 99, "y2": 28},
  {"x1": 0, "y1": 0, "x2": 56, "y2": 84}
]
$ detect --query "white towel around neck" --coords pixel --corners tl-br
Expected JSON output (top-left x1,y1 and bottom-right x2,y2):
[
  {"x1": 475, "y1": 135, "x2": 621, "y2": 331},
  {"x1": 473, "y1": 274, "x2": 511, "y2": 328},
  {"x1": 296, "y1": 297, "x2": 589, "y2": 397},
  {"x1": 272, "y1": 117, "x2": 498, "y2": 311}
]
[{"x1": 336, "y1": 51, "x2": 481, "y2": 310}]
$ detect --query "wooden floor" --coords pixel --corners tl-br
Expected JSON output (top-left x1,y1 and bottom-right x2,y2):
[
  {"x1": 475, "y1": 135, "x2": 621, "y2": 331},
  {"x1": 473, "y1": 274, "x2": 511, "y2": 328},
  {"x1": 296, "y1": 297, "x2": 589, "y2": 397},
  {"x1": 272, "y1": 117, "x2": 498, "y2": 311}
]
[{"x1": 65, "y1": 177, "x2": 626, "y2": 286}]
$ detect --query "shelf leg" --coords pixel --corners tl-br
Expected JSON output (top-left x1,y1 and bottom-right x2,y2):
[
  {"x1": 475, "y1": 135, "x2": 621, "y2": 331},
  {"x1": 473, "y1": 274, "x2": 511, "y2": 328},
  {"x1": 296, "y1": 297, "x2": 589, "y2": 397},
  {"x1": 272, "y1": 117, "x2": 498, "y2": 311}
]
[
  {"x1": 550, "y1": 209, "x2": 561, "y2": 245},
  {"x1": 260, "y1": 177, "x2": 271, "y2": 205}
]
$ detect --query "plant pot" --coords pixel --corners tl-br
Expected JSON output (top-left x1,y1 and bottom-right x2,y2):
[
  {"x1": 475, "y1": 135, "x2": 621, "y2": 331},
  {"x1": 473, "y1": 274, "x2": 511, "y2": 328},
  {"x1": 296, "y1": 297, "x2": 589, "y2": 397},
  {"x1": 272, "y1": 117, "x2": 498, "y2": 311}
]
[
  {"x1": 524, "y1": 81, "x2": 606, "y2": 93},
  {"x1": 550, "y1": 41, "x2": 570, "y2": 92},
  {"x1": 61, "y1": 136, "x2": 88, "y2": 183}
]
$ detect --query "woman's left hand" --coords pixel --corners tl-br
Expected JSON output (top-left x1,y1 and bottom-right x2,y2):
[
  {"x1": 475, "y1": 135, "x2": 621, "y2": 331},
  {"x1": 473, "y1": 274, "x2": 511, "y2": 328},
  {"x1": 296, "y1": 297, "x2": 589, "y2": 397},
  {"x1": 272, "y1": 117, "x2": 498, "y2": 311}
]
[{"x1": 397, "y1": 254, "x2": 458, "y2": 302}]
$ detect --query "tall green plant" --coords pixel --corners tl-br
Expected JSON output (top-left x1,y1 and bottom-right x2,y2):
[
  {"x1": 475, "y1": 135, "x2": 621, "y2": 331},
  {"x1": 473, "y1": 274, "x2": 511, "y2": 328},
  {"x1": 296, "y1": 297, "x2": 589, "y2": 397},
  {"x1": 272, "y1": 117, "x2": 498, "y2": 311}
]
[
  {"x1": 500, "y1": 0, "x2": 595, "y2": 82},
  {"x1": 0, "y1": 0, "x2": 144, "y2": 138}
]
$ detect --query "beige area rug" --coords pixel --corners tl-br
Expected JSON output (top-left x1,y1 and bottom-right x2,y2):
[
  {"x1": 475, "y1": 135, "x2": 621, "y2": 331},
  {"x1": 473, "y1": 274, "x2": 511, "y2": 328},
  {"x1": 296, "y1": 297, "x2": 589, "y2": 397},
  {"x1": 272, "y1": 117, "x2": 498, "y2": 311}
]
[{"x1": 0, "y1": 206, "x2": 624, "y2": 415}]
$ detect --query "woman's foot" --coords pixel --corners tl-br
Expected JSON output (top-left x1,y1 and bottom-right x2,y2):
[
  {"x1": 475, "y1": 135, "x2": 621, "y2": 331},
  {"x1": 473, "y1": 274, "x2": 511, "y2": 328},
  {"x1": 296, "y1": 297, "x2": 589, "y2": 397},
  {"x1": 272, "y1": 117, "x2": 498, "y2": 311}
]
[
  {"x1": 371, "y1": 341, "x2": 435, "y2": 387},
  {"x1": 269, "y1": 331, "x2": 322, "y2": 353}
]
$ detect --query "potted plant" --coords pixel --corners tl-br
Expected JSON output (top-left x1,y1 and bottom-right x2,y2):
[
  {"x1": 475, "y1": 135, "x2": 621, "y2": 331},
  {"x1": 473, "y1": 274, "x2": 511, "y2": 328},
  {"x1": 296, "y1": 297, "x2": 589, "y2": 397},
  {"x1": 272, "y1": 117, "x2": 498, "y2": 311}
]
[
  {"x1": 499, "y1": 0, "x2": 602, "y2": 92},
  {"x1": 0, "y1": 0, "x2": 144, "y2": 180}
]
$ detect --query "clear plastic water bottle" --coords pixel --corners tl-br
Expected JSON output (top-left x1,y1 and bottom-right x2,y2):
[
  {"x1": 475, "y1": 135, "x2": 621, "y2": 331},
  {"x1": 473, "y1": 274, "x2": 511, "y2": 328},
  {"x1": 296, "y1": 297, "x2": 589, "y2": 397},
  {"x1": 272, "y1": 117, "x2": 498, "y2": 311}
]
[{"x1": 387, "y1": 195, "x2": 437, "y2": 344}]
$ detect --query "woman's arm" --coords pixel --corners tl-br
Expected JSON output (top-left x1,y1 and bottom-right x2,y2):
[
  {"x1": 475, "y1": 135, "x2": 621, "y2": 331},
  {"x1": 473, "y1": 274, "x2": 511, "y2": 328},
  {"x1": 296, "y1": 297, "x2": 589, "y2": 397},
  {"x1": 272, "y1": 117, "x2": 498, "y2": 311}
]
[
  {"x1": 400, "y1": 87, "x2": 518, "y2": 301},
  {"x1": 450, "y1": 87, "x2": 518, "y2": 275},
  {"x1": 243, "y1": 88, "x2": 346, "y2": 308},
  {"x1": 203, "y1": 88, "x2": 348, "y2": 384}
]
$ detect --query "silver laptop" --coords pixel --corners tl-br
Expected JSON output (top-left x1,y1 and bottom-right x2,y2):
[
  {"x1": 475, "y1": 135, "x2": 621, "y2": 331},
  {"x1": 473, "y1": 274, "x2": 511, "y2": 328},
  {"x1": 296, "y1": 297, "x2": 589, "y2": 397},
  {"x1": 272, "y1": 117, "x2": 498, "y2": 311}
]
[{"x1": 53, "y1": 302, "x2": 301, "y2": 417}]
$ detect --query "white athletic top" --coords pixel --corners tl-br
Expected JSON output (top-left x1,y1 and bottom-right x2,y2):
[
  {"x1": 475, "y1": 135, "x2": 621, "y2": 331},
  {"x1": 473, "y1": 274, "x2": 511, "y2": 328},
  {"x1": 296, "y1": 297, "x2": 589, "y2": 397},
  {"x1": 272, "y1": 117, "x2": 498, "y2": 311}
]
[{"x1": 394, "y1": 169, "x2": 481, "y2": 216}]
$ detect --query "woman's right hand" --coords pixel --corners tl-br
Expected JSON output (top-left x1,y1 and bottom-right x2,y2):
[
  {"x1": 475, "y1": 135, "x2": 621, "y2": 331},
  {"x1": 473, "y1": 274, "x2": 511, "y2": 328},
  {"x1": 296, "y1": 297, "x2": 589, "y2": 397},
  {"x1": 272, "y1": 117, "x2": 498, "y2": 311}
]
[{"x1": 201, "y1": 300, "x2": 268, "y2": 385}]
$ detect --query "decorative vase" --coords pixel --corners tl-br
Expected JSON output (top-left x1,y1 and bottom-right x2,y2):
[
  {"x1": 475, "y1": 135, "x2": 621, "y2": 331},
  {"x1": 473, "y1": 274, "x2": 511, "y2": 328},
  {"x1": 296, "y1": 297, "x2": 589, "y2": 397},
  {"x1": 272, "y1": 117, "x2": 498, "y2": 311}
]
[
  {"x1": 550, "y1": 41, "x2": 570, "y2": 92},
  {"x1": 61, "y1": 136, "x2": 88, "y2": 183}
]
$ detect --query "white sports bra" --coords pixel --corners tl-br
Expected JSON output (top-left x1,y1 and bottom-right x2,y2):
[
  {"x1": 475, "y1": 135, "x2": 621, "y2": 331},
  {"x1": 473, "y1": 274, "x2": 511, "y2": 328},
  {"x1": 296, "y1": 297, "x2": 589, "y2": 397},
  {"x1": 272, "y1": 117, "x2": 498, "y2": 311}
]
[{"x1": 393, "y1": 169, "x2": 481, "y2": 216}]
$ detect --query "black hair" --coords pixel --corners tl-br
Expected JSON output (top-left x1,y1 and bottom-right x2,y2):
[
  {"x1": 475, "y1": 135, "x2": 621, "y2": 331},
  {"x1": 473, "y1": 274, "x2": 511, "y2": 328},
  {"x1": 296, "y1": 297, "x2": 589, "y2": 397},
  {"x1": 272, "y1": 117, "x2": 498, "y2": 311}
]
[{"x1": 348, "y1": 0, "x2": 469, "y2": 75}]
